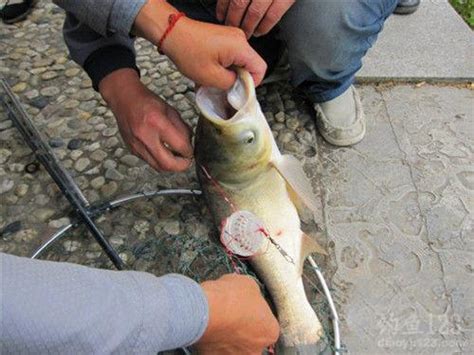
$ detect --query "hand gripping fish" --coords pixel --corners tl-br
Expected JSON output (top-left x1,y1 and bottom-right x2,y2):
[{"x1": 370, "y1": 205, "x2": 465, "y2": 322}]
[{"x1": 195, "y1": 68, "x2": 327, "y2": 354}]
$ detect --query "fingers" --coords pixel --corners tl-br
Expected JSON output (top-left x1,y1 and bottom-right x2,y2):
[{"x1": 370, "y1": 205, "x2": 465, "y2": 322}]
[
  {"x1": 225, "y1": 0, "x2": 250, "y2": 27},
  {"x1": 206, "y1": 64, "x2": 238, "y2": 90},
  {"x1": 217, "y1": 0, "x2": 294, "y2": 38},
  {"x1": 232, "y1": 45, "x2": 267, "y2": 86},
  {"x1": 146, "y1": 132, "x2": 192, "y2": 172},
  {"x1": 240, "y1": 0, "x2": 273, "y2": 38},
  {"x1": 152, "y1": 139, "x2": 192, "y2": 172},
  {"x1": 131, "y1": 134, "x2": 192, "y2": 172},
  {"x1": 254, "y1": 0, "x2": 295, "y2": 37},
  {"x1": 143, "y1": 115, "x2": 192, "y2": 171},
  {"x1": 139, "y1": 110, "x2": 193, "y2": 172},
  {"x1": 130, "y1": 133, "x2": 192, "y2": 172},
  {"x1": 216, "y1": 0, "x2": 231, "y2": 22},
  {"x1": 161, "y1": 106, "x2": 193, "y2": 158},
  {"x1": 130, "y1": 141, "x2": 163, "y2": 172}
]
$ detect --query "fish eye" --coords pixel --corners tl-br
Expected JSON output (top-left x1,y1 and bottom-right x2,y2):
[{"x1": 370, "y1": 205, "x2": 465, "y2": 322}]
[{"x1": 241, "y1": 131, "x2": 255, "y2": 144}]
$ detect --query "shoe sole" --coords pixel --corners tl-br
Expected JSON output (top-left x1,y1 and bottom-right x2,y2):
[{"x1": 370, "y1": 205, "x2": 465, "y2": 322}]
[
  {"x1": 319, "y1": 122, "x2": 366, "y2": 147},
  {"x1": 393, "y1": 5, "x2": 419, "y2": 15},
  {"x1": 2, "y1": 0, "x2": 37, "y2": 24}
]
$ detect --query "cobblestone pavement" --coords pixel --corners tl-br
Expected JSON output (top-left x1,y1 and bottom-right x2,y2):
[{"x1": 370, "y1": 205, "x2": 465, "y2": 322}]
[{"x1": 1, "y1": 2, "x2": 473, "y2": 354}]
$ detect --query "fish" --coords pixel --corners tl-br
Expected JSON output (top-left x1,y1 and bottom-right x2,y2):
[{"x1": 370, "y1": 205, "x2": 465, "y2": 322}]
[{"x1": 194, "y1": 68, "x2": 327, "y2": 353}]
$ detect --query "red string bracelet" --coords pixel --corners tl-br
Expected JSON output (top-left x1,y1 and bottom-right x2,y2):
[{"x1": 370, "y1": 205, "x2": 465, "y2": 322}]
[{"x1": 158, "y1": 12, "x2": 185, "y2": 52}]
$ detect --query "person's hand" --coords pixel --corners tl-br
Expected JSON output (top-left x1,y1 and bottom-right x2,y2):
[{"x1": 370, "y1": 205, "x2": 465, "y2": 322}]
[
  {"x1": 216, "y1": 0, "x2": 296, "y2": 39},
  {"x1": 134, "y1": 0, "x2": 267, "y2": 90},
  {"x1": 164, "y1": 18, "x2": 267, "y2": 90},
  {"x1": 99, "y1": 68, "x2": 193, "y2": 172},
  {"x1": 197, "y1": 274, "x2": 280, "y2": 354}
]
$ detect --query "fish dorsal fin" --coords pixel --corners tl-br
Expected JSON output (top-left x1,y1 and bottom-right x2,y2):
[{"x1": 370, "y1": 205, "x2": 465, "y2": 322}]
[
  {"x1": 299, "y1": 232, "x2": 328, "y2": 274},
  {"x1": 272, "y1": 154, "x2": 319, "y2": 215}
]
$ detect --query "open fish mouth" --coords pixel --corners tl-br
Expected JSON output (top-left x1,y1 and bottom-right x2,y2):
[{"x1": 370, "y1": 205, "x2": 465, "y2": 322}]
[{"x1": 196, "y1": 69, "x2": 256, "y2": 125}]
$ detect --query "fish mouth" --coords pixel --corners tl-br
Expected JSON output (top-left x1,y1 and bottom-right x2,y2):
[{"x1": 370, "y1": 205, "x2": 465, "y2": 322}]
[{"x1": 196, "y1": 69, "x2": 257, "y2": 126}]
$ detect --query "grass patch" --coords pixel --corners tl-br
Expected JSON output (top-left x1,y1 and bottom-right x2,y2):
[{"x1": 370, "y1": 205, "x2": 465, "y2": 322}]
[{"x1": 450, "y1": 0, "x2": 474, "y2": 28}]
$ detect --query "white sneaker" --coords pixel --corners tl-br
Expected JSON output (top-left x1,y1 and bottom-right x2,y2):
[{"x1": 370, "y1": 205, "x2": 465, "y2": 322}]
[{"x1": 314, "y1": 86, "x2": 366, "y2": 146}]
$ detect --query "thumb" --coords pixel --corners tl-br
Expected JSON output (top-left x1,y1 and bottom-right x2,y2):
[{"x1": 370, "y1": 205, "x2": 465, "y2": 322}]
[
  {"x1": 208, "y1": 65, "x2": 237, "y2": 90},
  {"x1": 232, "y1": 46, "x2": 267, "y2": 87}
]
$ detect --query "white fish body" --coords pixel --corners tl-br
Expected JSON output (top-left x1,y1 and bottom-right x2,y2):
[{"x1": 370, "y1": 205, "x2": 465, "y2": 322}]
[{"x1": 195, "y1": 69, "x2": 325, "y2": 352}]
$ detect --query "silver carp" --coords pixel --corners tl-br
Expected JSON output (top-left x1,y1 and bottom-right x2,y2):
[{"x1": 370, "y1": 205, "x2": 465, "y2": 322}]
[{"x1": 195, "y1": 69, "x2": 326, "y2": 353}]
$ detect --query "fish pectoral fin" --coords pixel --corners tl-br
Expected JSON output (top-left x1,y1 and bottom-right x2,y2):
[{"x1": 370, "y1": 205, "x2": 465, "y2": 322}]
[
  {"x1": 287, "y1": 184, "x2": 309, "y2": 219},
  {"x1": 299, "y1": 232, "x2": 328, "y2": 274},
  {"x1": 272, "y1": 155, "x2": 319, "y2": 215},
  {"x1": 302, "y1": 232, "x2": 328, "y2": 256}
]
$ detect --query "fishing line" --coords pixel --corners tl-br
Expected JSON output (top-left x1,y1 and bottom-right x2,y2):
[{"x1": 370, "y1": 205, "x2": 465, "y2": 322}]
[
  {"x1": 200, "y1": 165, "x2": 237, "y2": 211},
  {"x1": 307, "y1": 256, "x2": 342, "y2": 354}
]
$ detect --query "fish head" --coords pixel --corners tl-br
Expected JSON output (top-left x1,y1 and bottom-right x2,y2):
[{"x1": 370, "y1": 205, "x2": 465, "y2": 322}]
[{"x1": 195, "y1": 69, "x2": 273, "y2": 184}]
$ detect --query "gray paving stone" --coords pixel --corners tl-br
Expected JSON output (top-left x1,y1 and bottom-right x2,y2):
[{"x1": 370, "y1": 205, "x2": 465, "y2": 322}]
[
  {"x1": 314, "y1": 85, "x2": 473, "y2": 354},
  {"x1": 358, "y1": 0, "x2": 474, "y2": 81}
]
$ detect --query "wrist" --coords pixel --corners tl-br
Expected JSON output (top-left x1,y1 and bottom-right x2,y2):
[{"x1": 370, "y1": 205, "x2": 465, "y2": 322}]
[
  {"x1": 198, "y1": 281, "x2": 227, "y2": 344},
  {"x1": 160, "y1": 16, "x2": 194, "y2": 57},
  {"x1": 133, "y1": 0, "x2": 181, "y2": 45},
  {"x1": 99, "y1": 68, "x2": 144, "y2": 108}
]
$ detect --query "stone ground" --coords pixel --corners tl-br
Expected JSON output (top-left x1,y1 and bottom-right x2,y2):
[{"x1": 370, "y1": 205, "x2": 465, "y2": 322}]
[
  {"x1": 359, "y1": 0, "x2": 474, "y2": 81},
  {"x1": 0, "y1": 1, "x2": 473, "y2": 354}
]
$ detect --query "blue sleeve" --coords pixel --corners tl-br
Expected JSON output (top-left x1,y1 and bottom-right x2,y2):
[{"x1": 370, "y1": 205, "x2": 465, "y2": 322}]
[{"x1": 0, "y1": 253, "x2": 209, "y2": 354}]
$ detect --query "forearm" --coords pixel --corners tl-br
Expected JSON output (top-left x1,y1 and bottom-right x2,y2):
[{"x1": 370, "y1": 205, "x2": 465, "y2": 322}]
[{"x1": 1, "y1": 253, "x2": 208, "y2": 354}]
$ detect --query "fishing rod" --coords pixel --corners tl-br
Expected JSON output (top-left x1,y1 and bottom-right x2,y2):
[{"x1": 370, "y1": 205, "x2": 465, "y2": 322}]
[{"x1": 1, "y1": 79, "x2": 126, "y2": 269}]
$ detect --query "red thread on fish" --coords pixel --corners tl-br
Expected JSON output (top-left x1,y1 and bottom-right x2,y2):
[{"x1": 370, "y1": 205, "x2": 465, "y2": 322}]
[
  {"x1": 256, "y1": 227, "x2": 270, "y2": 237},
  {"x1": 200, "y1": 165, "x2": 237, "y2": 211},
  {"x1": 158, "y1": 12, "x2": 185, "y2": 52}
]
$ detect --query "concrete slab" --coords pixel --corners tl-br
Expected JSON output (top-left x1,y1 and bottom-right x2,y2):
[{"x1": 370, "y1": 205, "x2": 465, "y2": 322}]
[
  {"x1": 357, "y1": 0, "x2": 474, "y2": 81},
  {"x1": 315, "y1": 85, "x2": 474, "y2": 353}
]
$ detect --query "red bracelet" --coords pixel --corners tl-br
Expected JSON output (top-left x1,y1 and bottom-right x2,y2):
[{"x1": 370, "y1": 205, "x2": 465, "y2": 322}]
[{"x1": 158, "y1": 12, "x2": 186, "y2": 52}]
